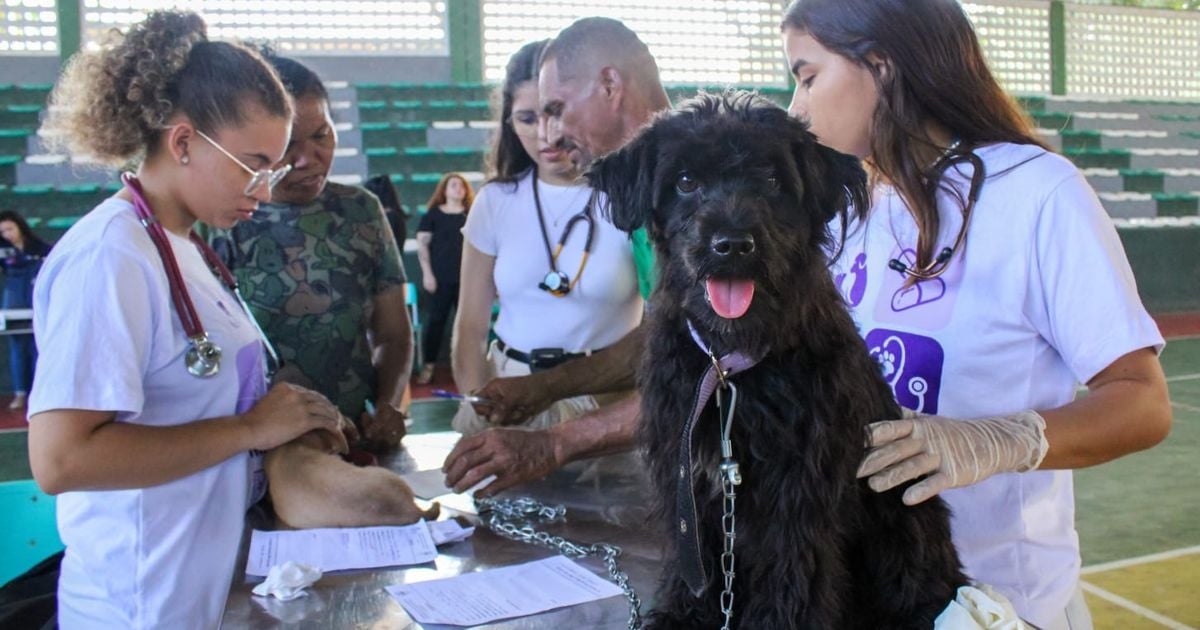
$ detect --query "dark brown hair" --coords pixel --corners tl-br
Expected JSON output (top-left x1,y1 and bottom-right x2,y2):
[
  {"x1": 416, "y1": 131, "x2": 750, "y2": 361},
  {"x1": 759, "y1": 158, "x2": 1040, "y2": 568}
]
[
  {"x1": 426, "y1": 173, "x2": 475, "y2": 215},
  {"x1": 42, "y1": 10, "x2": 292, "y2": 167},
  {"x1": 486, "y1": 39, "x2": 547, "y2": 186},
  {"x1": 783, "y1": 0, "x2": 1049, "y2": 272},
  {"x1": 0, "y1": 210, "x2": 47, "y2": 250}
]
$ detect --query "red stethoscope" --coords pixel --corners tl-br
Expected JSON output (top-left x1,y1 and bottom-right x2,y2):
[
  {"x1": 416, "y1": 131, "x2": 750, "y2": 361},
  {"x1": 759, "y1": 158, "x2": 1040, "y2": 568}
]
[{"x1": 123, "y1": 173, "x2": 279, "y2": 378}]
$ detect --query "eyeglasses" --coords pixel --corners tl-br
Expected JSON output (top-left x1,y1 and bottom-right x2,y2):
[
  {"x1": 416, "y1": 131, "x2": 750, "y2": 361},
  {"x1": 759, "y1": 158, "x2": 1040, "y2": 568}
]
[{"x1": 194, "y1": 128, "x2": 293, "y2": 197}]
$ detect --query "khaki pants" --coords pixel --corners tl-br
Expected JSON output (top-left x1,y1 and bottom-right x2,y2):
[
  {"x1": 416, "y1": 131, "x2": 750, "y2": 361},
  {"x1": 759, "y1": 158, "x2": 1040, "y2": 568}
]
[{"x1": 451, "y1": 340, "x2": 619, "y2": 435}]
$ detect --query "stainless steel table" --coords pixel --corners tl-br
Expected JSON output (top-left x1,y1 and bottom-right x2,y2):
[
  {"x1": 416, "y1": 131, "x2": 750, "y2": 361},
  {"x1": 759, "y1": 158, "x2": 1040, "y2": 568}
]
[{"x1": 221, "y1": 432, "x2": 664, "y2": 629}]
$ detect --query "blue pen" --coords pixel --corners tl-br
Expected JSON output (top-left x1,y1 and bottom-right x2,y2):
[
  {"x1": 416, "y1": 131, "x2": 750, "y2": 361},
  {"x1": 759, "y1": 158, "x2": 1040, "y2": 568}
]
[{"x1": 432, "y1": 389, "x2": 490, "y2": 404}]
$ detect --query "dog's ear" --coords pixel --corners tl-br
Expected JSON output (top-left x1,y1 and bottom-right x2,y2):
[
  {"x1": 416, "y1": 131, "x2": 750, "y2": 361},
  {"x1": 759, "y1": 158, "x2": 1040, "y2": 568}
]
[
  {"x1": 790, "y1": 127, "x2": 870, "y2": 225},
  {"x1": 585, "y1": 127, "x2": 659, "y2": 233}
]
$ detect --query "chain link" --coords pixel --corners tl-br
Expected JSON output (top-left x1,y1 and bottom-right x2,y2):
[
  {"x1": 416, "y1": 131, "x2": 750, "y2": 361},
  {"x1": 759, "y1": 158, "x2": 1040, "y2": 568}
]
[
  {"x1": 716, "y1": 382, "x2": 740, "y2": 630},
  {"x1": 477, "y1": 496, "x2": 644, "y2": 630}
]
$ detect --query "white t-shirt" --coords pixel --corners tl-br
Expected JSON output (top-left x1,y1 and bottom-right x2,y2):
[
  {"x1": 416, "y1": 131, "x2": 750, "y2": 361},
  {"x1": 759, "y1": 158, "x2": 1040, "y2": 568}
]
[
  {"x1": 828, "y1": 143, "x2": 1163, "y2": 627},
  {"x1": 28, "y1": 198, "x2": 269, "y2": 630},
  {"x1": 463, "y1": 171, "x2": 642, "y2": 353}
]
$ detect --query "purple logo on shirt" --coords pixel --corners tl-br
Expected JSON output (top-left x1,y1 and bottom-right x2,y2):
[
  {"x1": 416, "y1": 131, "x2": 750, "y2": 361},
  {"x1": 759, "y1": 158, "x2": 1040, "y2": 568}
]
[
  {"x1": 235, "y1": 343, "x2": 268, "y2": 414},
  {"x1": 874, "y1": 247, "x2": 963, "y2": 331},
  {"x1": 834, "y1": 252, "x2": 868, "y2": 307},
  {"x1": 865, "y1": 328, "x2": 943, "y2": 414}
]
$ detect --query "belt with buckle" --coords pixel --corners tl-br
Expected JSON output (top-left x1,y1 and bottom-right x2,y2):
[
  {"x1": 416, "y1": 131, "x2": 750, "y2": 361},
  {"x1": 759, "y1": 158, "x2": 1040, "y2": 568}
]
[{"x1": 495, "y1": 339, "x2": 593, "y2": 371}]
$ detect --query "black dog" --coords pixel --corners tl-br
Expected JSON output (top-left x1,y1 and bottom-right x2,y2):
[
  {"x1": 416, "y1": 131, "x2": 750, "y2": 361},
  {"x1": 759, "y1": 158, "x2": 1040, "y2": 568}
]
[{"x1": 587, "y1": 93, "x2": 966, "y2": 629}]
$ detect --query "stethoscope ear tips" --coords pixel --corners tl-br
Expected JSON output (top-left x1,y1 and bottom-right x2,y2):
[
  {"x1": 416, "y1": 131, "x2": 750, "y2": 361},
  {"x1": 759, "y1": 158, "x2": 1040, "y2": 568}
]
[{"x1": 887, "y1": 259, "x2": 907, "y2": 273}]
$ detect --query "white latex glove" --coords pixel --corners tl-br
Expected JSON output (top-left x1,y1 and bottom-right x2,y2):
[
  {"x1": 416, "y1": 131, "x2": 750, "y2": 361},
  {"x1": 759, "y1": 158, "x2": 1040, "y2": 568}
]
[{"x1": 857, "y1": 410, "x2": 1049, "y2": 505}]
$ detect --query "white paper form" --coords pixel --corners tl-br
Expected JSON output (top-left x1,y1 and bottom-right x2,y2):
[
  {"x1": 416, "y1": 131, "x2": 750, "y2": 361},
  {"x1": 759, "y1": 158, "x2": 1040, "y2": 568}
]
[
  {"x1": 385, "y1": 555, "x2": 623, "y2": 626},
  {"x1": 246, "y1": 523, "x2": 438, "y2": 576}
]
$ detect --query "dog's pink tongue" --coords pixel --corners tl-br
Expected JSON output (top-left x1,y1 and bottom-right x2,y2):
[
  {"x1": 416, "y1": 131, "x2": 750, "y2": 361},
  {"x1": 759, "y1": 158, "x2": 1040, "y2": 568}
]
[{"x1": 706, "y1": 278, "x2": 755, "y2": 319}]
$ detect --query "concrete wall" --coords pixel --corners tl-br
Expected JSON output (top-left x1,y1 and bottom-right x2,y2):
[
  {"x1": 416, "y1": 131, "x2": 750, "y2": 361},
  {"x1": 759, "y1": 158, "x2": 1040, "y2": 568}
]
[{"x1": 0, "y1": 54, "x2": 451, "y2": 86}]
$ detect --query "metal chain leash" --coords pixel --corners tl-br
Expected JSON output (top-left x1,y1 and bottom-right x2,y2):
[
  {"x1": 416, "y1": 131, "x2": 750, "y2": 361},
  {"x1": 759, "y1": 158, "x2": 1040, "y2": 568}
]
[
  {"x1": 477, "y1": 496, "x2": 644, "y2": 630},
  {"x1": 716, "y1": 382, "x2": 741, "y2": 630}
]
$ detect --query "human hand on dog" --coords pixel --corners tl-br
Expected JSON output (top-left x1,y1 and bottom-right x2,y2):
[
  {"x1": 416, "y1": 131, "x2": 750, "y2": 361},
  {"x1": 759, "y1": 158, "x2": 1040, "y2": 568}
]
[
  {"x1": 243, "y1": 383, "x2": 345, "y2": 452},
  {"x1": 857, "y1": 410, "x2": 1049, "y2": 505},
  {"x1": 471, "y1": 376, "x2": 554, "y2": 426},
  {"x1": 360, "y1": 402, "x2": 407, "y2": 451},
  {"x1": 441, "y1": 427, "x2": 560, "y2": 497}
]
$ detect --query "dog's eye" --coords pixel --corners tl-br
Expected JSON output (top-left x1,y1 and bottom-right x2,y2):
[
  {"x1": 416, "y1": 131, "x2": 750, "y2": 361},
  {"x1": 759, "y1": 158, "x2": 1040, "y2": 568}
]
[
  {"x1": 676, "y1": 172, "x2": 700, "y2": 195},
  {"x1": 766, "y1": 176, "x2": 779, "y2": 190}
]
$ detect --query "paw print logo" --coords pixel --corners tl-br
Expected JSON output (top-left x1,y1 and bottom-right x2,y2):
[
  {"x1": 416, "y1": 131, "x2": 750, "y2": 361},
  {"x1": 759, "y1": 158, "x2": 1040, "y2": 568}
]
[{"x1": 875, "y1": 349, "x2": 897, "y2": 378}]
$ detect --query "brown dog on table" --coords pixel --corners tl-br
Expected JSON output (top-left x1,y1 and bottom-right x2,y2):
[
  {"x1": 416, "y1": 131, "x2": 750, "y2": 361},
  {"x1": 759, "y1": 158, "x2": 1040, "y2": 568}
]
[{"x1": 265, "y1": 416, "x2": 438, "y2": 528}]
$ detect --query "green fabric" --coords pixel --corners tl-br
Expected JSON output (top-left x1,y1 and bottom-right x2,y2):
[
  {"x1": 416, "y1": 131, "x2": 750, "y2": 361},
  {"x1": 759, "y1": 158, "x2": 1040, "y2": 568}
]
[
  {"x1": 630, "y1": 227, "x2": 656, "y2": 300},
  {"x1": 209, "y1": 183, "x2": 407, "y2": 419}
]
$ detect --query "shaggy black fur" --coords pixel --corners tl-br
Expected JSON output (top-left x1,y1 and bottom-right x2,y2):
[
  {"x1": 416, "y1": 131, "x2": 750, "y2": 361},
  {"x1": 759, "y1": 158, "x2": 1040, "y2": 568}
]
[{"x1": 586, "y1": 92, "x2": 967, "y2": 629}]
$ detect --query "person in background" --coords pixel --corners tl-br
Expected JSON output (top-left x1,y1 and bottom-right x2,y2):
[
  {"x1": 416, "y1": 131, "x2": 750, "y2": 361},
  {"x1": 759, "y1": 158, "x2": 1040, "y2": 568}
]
[
  {"x1": 448, "y1": 39, "x2": 642, "y2": 436},
  {"x1": 211, "y1": 48, "x2": 414, "y2": 451},
  {"x1": 28, "y1": 11, "x2": 343, "y2": 628},
  {"x1": 414, "y1": 172, "x2": 473, "y2": 385},
  {"x1": 443, "y1": 18, "x2": 667, "y2": 495},
  {"x1": 0, "y1": 210, "x2": 51, "y2": 409},
  {"x1": 363, "y1": 173, "x2": 410, "y2": 251}
]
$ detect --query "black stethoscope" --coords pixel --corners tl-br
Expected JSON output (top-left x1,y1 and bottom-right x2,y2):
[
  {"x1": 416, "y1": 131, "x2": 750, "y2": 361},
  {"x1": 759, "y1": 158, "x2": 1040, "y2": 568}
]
[
  {"x1": 123, "y1": 173, "x2": 280, "y2": 378},
  {"x1": 532, "y1": 166, "x2": 596, "y2": 297},
  {"x1": 886, "y1": 140, "x2": 986, "y2": 281}
]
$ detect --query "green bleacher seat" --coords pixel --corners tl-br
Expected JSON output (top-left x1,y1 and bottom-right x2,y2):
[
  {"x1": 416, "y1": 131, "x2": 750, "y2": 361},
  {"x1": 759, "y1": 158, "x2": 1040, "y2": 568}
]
[
  {"x1": 12, "y1": 184, "x2": 52, "y2": 195},
  {"x1": 46, "y1": 216, "x2": 82, "y2": 230},
  {"x1": 1153, "y1": 193, "x2": 1199, "y2": 217},
  {"x1": 0, "y1": 128, "x2": 30, "y2": 155},
  {"x1": 1031, "y1": 111, "x2": 1072, "y2": 131},
  {"x1": 1065, "y1": 148, "x2": 1130, "y2": 169},
  {"x1": 0, "y1": 155, "x2": 19, "y2": 185},
  {"x1": 1120, "y1": 169, "x2": 1165, "y2": 193},
  {"x1": 1059, "y1": 129, "x2": 1102, "y2": 151},
  {"x1": 0, "y1": 105, "x2": 40, "y2": 129}
]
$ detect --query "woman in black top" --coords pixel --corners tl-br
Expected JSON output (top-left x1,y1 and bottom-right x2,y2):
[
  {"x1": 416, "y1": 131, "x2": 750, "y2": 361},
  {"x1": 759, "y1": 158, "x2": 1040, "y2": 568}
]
[
  {"x1": 0, "y1": 210, "x2": 51, "y2": 409},
  {"x1": 363, "y1": 174, "x2": 410, "y2": 247},
  {"x1": 415, "y1": 172, "x2": 473, "y2": 384}
]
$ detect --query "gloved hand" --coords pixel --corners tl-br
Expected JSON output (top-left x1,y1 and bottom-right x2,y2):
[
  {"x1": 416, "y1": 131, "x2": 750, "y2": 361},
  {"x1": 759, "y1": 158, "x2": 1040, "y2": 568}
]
[{"x1": 857, "y1": 409, "x2": 1049, "y2": 505}]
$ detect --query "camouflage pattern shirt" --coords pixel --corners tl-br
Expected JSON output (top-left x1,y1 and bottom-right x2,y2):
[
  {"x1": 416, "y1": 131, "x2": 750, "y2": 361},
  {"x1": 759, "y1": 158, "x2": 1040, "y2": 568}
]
[{"x1": 210, "y1": 183, "x2": 407, "y2": 419}]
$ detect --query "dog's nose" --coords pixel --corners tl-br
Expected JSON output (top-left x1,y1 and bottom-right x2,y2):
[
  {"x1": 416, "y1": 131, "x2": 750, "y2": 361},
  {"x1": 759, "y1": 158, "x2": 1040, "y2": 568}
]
[{"x1": 711, "y1": 233, "x2": 756, "y2": 257}]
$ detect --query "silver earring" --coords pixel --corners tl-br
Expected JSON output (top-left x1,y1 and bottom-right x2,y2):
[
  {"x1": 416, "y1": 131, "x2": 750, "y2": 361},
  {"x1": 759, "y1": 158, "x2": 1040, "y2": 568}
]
[{"x1": 181, "y1": 154, "x2": 190, "y2": 165}]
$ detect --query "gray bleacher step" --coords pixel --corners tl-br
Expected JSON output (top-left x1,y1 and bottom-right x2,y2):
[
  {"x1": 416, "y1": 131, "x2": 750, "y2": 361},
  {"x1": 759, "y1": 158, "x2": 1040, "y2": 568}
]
[
  {"x1": 1097, "y1": 131, "x2": 1200, "y2": 151},
  {"x1": 1082, "y1": 169, "x2": 1123, "y2": 193},
  {"x1": 1043, "y1": 98, "x2": 1200, "y2": 118},
  {"x1": 426, "y1": 121, "x2": 493, "y2": 149},
  {"x1": 330, "y1": 152, "x2": 367, "y2": 178},
  {"x1": 1037, "y1": 131, "x2": 1062, "y2": 152},
  {"x1": 1128, "y1": 148, "x2": 1200, "y2": 170},
  {"x1": 1098, "y1": 193, "x2": 1158, "y2": 219},
  {"x1": 17, "y1": 157, "x2": 111, "y2": 186},
  {"x1": 336, "y1": 122, "x2": 362, "y2": 151},
  {"x1": 330, "y1": 100, "x2": 359, "y2": 125},
  {"x1": 1162, "y1": 170, "x2": 1200, "y2": 194}
]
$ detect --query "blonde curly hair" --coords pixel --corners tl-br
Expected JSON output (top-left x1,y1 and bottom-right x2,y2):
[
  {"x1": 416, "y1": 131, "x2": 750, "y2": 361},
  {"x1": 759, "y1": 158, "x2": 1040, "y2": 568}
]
[{"x1": 42, "y1": 10, "x2": 291, "y2": 168}]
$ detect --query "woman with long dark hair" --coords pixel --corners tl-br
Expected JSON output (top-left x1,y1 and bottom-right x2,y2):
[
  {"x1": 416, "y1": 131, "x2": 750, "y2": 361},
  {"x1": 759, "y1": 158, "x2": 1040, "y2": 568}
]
[
  {"x1": 782, "y1": 1, "x2": 1170, "y2": 627},
  {"x1": 0, "y1": 210, "x2": 50, "y2": 409},
  {"x1": 448, "y1": 39, "x2": 643, "y2": 435}
]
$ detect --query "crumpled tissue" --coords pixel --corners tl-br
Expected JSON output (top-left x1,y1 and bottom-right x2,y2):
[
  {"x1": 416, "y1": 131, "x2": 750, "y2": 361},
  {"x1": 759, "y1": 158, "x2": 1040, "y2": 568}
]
[
  {"x1": 934, "y1": 584, "x2": 1029, "y2": 630},
  {"x1": 251, "y1": 561, "x2": 323, "y2": 601}
]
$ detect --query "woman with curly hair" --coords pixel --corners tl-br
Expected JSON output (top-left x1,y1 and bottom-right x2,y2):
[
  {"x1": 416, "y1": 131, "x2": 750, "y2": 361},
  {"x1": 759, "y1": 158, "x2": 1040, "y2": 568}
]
[{"x1": 27, "y1": 11, "x2": 344, "y2": 628}]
